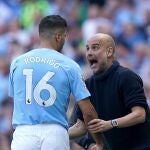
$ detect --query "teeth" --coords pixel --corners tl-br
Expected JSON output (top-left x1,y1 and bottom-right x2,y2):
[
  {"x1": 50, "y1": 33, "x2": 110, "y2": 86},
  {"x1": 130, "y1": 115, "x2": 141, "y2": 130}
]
[{"x1": 91, "y1": 63, "x2": 96, "y2": 67}]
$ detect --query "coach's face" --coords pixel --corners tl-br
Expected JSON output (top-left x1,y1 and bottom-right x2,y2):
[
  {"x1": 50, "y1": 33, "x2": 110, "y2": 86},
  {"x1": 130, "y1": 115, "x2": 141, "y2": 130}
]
[{"x1": 86, "y1": 37, "x2": 108, "y2": 74}]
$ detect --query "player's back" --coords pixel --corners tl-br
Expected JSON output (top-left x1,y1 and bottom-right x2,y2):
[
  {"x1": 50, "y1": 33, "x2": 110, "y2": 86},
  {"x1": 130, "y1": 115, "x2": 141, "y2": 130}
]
[{"x1": 9, "y1": 48, "x2": 78, "y2": 129}]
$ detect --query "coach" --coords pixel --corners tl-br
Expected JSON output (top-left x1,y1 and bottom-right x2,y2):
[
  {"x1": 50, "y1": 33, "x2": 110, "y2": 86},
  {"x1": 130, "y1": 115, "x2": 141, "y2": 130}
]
[{"x1": 69, "y1": 33, "x2": 150, "y2": 150}]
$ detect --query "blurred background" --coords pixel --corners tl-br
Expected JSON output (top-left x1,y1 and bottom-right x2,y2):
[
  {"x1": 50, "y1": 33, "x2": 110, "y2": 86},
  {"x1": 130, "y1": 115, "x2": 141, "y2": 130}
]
[{"x1": 0, "y1": 0, "x2": 150, "y2": 149}]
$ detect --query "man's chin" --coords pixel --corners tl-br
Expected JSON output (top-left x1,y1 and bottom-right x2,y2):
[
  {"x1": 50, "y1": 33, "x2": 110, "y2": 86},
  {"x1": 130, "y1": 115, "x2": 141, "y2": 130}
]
[
  {"x1": 93, "y1": 68, "x2": 105, "y2": 75},
  {"x1": 92, "y1": 69, "x2": 98, "y2": 74}
]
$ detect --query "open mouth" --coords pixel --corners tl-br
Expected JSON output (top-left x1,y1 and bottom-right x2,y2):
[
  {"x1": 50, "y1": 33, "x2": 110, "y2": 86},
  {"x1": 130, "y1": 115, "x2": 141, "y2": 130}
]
[{"x1": 89, "y1": 59, "x2": 98, "y2": 67}]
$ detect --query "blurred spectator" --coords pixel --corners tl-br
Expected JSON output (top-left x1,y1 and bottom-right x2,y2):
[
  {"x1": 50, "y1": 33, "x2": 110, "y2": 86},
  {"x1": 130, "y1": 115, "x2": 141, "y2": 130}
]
[
  {"x1": 132, "y1": 42, "x2": 148, "y2": 73},
  {"x1": 113, "y1": 0, "x2": 143, "y2": 35},
  {"x1": 138, "y1": 44, "x2": 150, "y2": 106},
  {"x1": 116, "y1": 21, "x2": 147, "y2": 49},
  {"x1": 8, "y1": 40, "x2": 25, "y2": 61},
  {"x1": 88, "y1": 0, "x2": 106, "y2": 7},
  {"x1": 7, "y1": 18, "x2": 30, "y2": 49},
  {"x1": 0, "y1": 97, "x2": 13, "y2": 150},
  {"x1": 0, "y1": 21, "x2": 10, "y2": 56},
  {"x1": 0, "y1": 57, "x2": 9, "y2": 104},
  {"x1": 0, "y1": 132, "x2": 10, "y2": 150},
  {"x1": 82, "y1": 4, "x2": 100, "y2": 42},
  {"x1": 116, "y1": 40, "x2": 134, "y2": 69},
  {"x1": 0, "y1": 0, "x2": 20, "y2": 23},
  {"x1": 19, "y1": 0, "x2": 49, "y2": 29}
]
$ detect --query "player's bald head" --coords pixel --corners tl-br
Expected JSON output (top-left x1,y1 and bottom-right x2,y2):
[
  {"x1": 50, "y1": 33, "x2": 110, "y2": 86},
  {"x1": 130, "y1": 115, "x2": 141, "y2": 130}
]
[{"x1": 88, "y1": 33, "x2": 116, "y2": 54}]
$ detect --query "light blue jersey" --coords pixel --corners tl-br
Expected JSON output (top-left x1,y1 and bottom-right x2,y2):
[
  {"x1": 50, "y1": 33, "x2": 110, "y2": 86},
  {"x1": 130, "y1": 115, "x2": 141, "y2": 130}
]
[{"x1": 9, "y1": 48, "x2": 90, "y2": 129}]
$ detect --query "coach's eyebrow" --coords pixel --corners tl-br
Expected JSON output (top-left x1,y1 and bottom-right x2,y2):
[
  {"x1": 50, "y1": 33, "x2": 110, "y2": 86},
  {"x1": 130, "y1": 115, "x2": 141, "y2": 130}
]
[{"x1": 92, "y1": 43, "x2": 100, "y2": 46}]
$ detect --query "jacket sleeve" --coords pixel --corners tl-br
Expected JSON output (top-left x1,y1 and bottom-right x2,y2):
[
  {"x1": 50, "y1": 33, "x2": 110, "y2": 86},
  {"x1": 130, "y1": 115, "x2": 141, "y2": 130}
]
[{"x1": 119, "y1": 69, "x2": 148, "y2": 110}]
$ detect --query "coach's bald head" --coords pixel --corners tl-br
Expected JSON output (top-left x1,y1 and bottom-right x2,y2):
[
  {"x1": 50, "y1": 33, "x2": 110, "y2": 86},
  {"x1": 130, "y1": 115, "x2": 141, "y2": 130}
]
[
  {"x1": 86, "y1": 33, "x2": 116, "y2": 74},
  {"x1": 90, "y1": 33, "x2": 115, "y2": 53}
]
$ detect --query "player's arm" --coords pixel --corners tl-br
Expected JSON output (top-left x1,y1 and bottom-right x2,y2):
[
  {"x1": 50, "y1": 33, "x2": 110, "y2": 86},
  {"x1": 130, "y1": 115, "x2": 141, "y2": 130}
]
[
  {"x1": 77, "y1": 97, "x2": 104, "y2": 149},
  {"x1": 68, "y1": 118, "x2": 87, "y2": 139},
  {"x1": 68, "y1": 63, "x2": 104, "y2": 148}
]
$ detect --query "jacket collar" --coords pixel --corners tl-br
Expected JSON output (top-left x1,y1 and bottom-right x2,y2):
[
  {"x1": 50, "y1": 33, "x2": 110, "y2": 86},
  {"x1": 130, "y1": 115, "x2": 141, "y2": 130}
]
[{"x1": 93, "y1": 60, "x2": 120, "y2": 80}]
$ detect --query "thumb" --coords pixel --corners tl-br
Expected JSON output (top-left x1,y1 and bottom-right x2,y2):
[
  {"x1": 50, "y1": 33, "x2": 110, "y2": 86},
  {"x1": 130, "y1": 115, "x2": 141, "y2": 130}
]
[{"x1": 91, "y1": 145, "x2": 97, "y2": 150}]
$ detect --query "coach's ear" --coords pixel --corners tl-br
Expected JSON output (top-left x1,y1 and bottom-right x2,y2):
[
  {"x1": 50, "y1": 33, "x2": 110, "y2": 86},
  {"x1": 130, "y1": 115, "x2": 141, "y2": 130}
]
[{"x1": 107, "y1": 47, "x2": 113, "y2": 57}]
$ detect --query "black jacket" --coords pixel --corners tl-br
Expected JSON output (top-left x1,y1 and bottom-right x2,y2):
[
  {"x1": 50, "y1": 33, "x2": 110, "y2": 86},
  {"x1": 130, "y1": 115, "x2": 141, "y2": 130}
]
[{"x1": 78, "y1": 61, "x2": 150, "y2": 150}]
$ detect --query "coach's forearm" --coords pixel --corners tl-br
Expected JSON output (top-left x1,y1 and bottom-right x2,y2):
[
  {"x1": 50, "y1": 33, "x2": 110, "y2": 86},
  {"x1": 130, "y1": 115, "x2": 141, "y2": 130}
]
[{"x1": 114, "y1": 106, "x2": 146, "y2": 128}]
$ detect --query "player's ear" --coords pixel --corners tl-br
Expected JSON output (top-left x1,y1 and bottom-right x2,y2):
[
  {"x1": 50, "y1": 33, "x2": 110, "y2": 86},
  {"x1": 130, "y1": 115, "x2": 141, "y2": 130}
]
[
  {"x1": 107, "y1": 47, "x2": 113, "y2": 57},
  {"x1": 55, "y1": 32, "x2": 62, "y2": 43}
]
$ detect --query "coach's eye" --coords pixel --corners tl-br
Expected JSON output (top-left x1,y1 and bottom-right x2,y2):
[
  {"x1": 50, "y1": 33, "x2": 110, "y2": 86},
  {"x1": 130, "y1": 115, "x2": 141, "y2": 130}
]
[
  {"x1": 86, "y1": 46, "x2": 89, "y2": 51},
  {"x1": 91, "y1": 45, "x2": 99, "y2": 51}
]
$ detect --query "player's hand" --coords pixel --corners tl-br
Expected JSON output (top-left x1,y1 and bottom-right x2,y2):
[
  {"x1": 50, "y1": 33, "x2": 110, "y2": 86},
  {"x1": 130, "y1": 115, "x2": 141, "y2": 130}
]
[
  {"x1": 88, "y1": 119, "x2": 113, "y2": 133},
  {"x1": 88, "y1": 143, "x2": 103, "y2": 150}
]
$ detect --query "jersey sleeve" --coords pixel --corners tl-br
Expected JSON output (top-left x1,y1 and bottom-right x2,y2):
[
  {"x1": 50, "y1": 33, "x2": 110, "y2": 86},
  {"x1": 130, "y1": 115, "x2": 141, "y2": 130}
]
[
  {"x1": 119, "y1": 70, "x2": 148, "y2": 110},
  {"x1": 68, "y1": 63, "x2": 91, "y2": 102},
  {"x1": 9, "y1": 59, "x2": 17, "y2": 97}
]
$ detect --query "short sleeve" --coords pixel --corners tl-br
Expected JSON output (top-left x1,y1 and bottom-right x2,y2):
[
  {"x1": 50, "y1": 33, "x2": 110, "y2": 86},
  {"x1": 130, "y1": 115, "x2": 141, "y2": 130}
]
[
  {"x1": 68, "y1": 63, "x2": 90, "y2": 102},
  {"x1": 9, "y1": 59, "x2": 17, "y2": 97},
  {"x1": 119, "y1": 70, "x2": 148, "y2": 110}
]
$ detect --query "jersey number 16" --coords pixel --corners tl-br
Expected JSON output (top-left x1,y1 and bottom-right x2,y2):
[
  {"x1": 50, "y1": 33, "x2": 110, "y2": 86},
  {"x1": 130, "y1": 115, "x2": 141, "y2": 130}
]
[{"x1": 23, "y1": 69, "x2": 56, "y2": 107}]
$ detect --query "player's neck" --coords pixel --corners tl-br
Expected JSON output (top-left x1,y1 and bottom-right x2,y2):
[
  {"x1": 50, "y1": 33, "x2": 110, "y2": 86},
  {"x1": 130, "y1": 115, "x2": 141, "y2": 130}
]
[{"x1": 40, "y1": 41, "x2": 57, "y2": 51}]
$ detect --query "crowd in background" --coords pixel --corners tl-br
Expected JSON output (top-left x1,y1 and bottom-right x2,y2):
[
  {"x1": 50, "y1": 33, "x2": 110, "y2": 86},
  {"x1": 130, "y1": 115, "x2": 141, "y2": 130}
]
[{"x1": 0, "y1": 0, "x2": 150, "y2": 149}]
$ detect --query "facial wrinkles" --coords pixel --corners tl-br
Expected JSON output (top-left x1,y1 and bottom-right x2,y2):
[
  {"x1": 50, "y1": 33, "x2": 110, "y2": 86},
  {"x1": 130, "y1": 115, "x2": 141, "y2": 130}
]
[
  {"x1": 86, "y1": 40, "x2": 101, "y2": 53},
  {"x1": 86, "y1": 39, "x2": 103, "y2": 62},
  {"x1": 94, "y1": 39, "x2": 108, "y2": 74},
  {"x1": 87, "y1": 34, "x2": 115, "y2": 74}
]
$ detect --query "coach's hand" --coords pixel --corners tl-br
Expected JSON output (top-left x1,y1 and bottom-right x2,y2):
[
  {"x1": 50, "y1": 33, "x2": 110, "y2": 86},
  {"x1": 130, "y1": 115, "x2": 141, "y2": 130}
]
[
  {"x1": 88, "y1": 119, "x2": 113, "y2": 133},
  {"x1": 88, "y1": 143, "x2": 104, "y2": 150}
]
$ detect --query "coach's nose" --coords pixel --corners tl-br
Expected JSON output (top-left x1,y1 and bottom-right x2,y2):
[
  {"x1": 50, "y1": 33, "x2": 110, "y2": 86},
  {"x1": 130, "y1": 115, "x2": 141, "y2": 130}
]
[{"x1": 86, "y1": 47, "x2": 94, "y2": 58}]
